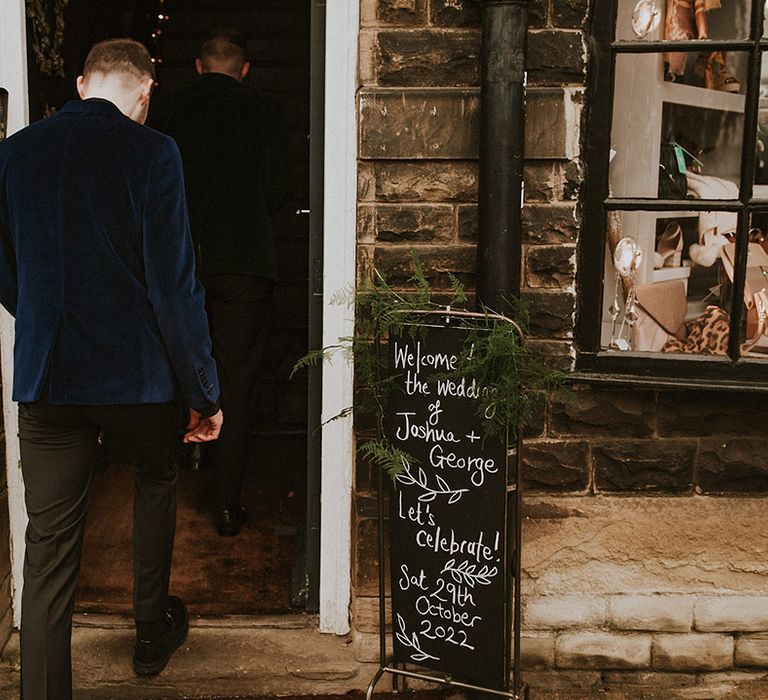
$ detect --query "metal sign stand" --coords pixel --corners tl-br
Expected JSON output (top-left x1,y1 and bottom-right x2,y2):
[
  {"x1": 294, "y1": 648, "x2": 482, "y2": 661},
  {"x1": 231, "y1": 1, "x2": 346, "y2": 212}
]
[{"x1": 364, "y1": 309, "x2": 529, "y2": 700}]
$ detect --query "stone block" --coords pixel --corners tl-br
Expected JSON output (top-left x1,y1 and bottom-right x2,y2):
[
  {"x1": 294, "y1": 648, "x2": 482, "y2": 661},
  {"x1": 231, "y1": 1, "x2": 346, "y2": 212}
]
[
  {"x1": 352, "y1": 628, "x2": 384, "y2": 663},
  {"x1": 357, "y1": 244, "x2": 375, "y2": 287},
  {"x1": 457, "y1": 204, "x2": 477, "y2": 241},
  {"x1": 697, "y1": 440, "x2": 768, "y2": 494},
  {"x1": 735, "y1": 634, "x2": 768, "y2": 668},
  {"x1": 522, "y1": 633, "x2": 556, "y2": 668},
  {"x1": 529, "y1": 0, "x2": 549, "y2": 28},
  {"x1": 658, "y1": 392, "x2": 768, "y2": 438},
  {"x1": 525, "y1": 87, "x2": 582, "y2": 160},
  {"x1": 525, "y1": 244, "x2": 575, "y2": 289},
  {"x1": 359, "y1": 29, "x2": 379, "y2": 87},
  {"x1": 352, "y1": 596, "x2": 391, "y2": 633},
  {"x1": 696, "y1": 597, "x2": 768, "y2": 632},
  {"x1": 556, "y1": 632, "x2": 652, "y2": 669},
  {"x1": 369, "y1": 161, "x2": 478, "y2": 202},
  {"x1": 593, "y1": 440, "x2": 695, "y2": 493},
  {"x1": 374, "y1": 245, "x2": 476, "y2": 289},
  {"x1": 522, "y1": 290, "x2": 575, "y2": 339},
  {"x1": 601, "y1": 670, "x2": 698, "y2": 688},
  {"x1": 358, "y1": 204, "x2": 456, "y2": 243},
  {"x1": 652, "y1": 634, "x2": 733, "y2": 671},
  {"x1": 0, "y1": 575, "x2": 10, "y2": 655},
  {"x1": 355, "y1": 493, "x2": 380, "y2": 520},
  {"x1": 360, "y1": 0, "x2": 428, "y2": 26},
  {"x1": 359, "y1": 89, "x2": 479, "y2": 159},
  {"x1": 563, "y1": 159, "x2": 583, "y2": 199},
  {"x1": 528, "y1": 30, "x2": 586, "y2": 85},
  {"x1": 357, "y1": 205, "x2": 376, "y2": 244},
  {"x1": 375, "y1": 30, "x2": 480, "y2": 87},
  {"x1": 0, "y1": 504, "x2": 10, "y2": 582},
  {"x1": 552, "y1": 0, "x2": 588, "y2": 28},
  {"x1": 522, "y1": 496, "x2": 768, "y2": 599},
  {"x1": 358, "y1": 162, "x2": 376, "y2": 202},
  {"x1": 526, "y1": 89, "x2": 571, "y2": 159},
  {"x1": 523, "y1": 669, "x2": 604, "y2": 689},
  {"x1": 524, "y1": 162, "x2": 558, "y2": 203},
  {"x1": 523, "y1": 340, "x2": 575, "y2": 373},
  {"x1": 524, "y1": 401, "x2": 548, "y2": 438},
  {"x1": 429, "y1": 0, "x2": 481, "y2": 28},
  {"x1": 522, "y1": 203, "x2": 579, "y2": 244},
  {"x1": 609, "y1": 596, "x2": 694, "y2": 633},
  {"x1": 355, "y1": 448, "x2": 376, "y2": 494},
  {"x1": 524, "y1": 595, "x2": 607, "y2": 629},
  {"x1": 521, "y1": 440, "x2": 589, "y2": 492},
  {"x1": 549, "y1": 389, "x2": 655, "y2": 438},
  {"x1": 354, "y1": 518, "x2": 388, "y2": 596}
]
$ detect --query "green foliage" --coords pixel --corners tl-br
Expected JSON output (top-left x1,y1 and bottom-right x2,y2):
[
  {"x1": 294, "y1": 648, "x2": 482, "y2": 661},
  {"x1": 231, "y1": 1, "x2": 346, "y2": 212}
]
[
  {"x1": 358, "y1": 440, "x2": 418, "y2": 484},
  {"x1": 292, "y1": 252, "x2": 568, "y2": 481},
  {"x1": 447, "y1": 316, "x2": 566, "y2": 438}
]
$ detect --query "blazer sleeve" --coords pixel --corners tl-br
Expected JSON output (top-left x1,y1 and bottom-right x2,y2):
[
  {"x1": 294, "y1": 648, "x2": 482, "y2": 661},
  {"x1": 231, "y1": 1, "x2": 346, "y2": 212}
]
[
  {"x1": 142, "y1": 137, "x2": 220, "y2": 416},
  {"x1": 0, "y1": 151, "x2": 18, "y2": 317}
]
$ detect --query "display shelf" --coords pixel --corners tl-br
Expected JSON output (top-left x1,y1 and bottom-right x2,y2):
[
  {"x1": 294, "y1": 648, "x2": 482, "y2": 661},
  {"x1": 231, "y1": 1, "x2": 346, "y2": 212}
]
[
  {"x1": 652, "y1": 263, "x2": 692, "y2": 284},
  {"x1": 660, "y1": 81, "x2": 745, "y2": 113}
]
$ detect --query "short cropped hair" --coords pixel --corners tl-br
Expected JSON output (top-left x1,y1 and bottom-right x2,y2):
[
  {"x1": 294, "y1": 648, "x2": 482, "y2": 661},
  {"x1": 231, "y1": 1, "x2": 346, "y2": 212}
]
[
  {"x1": 199, "y1": 28, "x2": 248, "y2": 70},
  {"x1": 83, "y1": 38, "x2": 155, "y2": 83}
]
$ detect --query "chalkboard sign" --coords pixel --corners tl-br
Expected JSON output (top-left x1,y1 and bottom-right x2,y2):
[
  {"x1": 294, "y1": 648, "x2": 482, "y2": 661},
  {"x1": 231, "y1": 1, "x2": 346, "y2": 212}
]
[{"x1": 385, "y1": 320, "x2": 509, "y2": 690}]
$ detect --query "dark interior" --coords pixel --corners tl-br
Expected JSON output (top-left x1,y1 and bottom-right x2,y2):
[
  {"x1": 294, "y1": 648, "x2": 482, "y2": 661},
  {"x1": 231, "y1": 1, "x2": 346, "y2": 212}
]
[{"x1": 24, "y1": 0, "x2": 312, "y2": 615}]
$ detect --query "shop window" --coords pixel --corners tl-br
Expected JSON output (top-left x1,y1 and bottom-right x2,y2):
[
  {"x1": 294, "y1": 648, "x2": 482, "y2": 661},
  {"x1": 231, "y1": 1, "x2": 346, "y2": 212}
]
[{"x1": 578, "y1": 0, "x2": 768, "y2": 384}]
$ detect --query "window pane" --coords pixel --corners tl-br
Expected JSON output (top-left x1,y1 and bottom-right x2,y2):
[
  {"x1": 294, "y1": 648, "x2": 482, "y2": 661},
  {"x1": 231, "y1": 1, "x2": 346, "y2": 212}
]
[
  {"x1": 611, "y1": 52, "x2": 746, "y2": 198},
  {"x1": 738, "y1": 214, "x2": 768, "y2": 357},
  {"x1": 602, "y1": 210, "x2": 734, "y2": 355},
  {"x1": 755, "y1": 52, "x2": 768, "y2": 196},
  {"x1": 617, "y1": 0, "x2": 750, "y2": 42}
]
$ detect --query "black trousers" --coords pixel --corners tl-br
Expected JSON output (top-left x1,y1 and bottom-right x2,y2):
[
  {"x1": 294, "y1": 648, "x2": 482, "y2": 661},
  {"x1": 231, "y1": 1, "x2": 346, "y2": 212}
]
[
  {"x1": 18, "y1": 398, "x2": 184, "y2": 700},
  {"x1": 202, "y1": 274, "x2": 272, "y2": 510}
]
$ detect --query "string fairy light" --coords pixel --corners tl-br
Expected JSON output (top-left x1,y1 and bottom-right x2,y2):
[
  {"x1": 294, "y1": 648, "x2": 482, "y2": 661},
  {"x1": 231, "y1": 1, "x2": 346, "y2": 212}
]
[{"x1": 147, "y1": 0, "x2": 170, "y2": 70}]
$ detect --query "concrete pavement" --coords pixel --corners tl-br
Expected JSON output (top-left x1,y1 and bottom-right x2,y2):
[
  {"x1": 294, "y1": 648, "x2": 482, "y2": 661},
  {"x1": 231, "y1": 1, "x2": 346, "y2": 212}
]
[{"x1": 0, "y1": 614, "x2": 766, "y2": 699}]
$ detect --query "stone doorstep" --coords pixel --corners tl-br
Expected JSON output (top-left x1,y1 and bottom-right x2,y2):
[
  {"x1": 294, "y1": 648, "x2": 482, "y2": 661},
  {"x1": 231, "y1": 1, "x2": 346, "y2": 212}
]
[
  {"x1": 0, "y1": 615, "x2": 381, "y2": 699},
  {"x1": 0, "y1": 616, "x2": 767, "y2": 699}
]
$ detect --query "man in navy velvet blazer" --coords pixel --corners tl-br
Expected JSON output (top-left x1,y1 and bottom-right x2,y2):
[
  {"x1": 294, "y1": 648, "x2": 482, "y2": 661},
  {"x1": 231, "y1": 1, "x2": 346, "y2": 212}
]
[{"x1": 0, "y1": 39, "x2": 223, "y2": 698}]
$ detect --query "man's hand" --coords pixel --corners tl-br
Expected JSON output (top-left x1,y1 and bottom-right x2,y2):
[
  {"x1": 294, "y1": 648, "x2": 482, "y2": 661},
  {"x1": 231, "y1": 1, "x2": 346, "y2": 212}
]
[{"x1": 184, "y1": 408, "x2": 223, "y2": 443}]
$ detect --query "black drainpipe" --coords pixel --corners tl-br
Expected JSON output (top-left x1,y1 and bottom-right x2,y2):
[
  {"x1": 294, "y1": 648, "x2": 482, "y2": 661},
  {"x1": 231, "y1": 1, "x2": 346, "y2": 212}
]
[{"x1": 475, "y1": 0, "x2": 530, "y2": 313}]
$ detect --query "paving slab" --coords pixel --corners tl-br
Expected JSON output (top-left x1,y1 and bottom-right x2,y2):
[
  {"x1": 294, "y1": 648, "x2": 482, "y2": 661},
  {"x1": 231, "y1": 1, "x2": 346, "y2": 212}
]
[{"x1": 0, "y1": 616, "x2": 766, "y2": 699}]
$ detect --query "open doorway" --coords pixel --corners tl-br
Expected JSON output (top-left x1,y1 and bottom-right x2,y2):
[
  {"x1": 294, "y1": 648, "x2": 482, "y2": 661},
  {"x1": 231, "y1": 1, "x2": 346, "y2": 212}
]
[
  {"x1": 21, "y1": 0, "x2": 317, "y2": 616},
  {"x1": 3, "y1": 0, "x2": 359, "y2": 634}
]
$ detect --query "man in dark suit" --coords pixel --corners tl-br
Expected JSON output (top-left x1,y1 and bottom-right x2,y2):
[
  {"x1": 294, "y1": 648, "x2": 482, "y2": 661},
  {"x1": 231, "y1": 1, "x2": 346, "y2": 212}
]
[
  {"x1": 0, "y1": 39, "x2": 223, "y2": 698},
  {"x1": 151, "y1": 28, "x2": 289, "y2": 536}
]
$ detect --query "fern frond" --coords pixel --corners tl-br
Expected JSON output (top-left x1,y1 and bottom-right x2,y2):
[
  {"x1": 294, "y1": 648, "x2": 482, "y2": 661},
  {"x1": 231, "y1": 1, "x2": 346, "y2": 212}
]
[{"x1": 358, "y1": 439, "x2": 417, "y2": 484}]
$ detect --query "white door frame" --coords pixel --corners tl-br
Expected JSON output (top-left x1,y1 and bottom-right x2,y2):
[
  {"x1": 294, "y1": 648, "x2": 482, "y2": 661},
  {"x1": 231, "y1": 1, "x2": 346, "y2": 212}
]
[
  {"x1": 318, "y1": 1, "x2": 358, "y2": 635},
  {"x1": 0, "y1": 0, "x2": 30, "y2": 628},
  {"x1": 0, "y1": 0, "x2": 358, "y2": 635}
]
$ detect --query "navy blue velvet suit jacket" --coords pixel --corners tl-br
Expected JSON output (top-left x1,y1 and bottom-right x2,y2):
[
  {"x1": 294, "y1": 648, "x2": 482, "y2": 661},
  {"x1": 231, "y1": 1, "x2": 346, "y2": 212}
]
[{"x1": 0, "y1": 98, "x2": 220, "y2": 415}]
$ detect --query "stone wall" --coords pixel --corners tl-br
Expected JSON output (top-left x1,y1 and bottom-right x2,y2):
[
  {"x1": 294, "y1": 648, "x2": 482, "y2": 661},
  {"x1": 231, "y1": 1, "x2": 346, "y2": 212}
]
[
  {"x1": 0, "y1": 390, "x2": 11, "y2": 652},
  {"x1": 353, "y1": 0, "x2": 768, "y2": 695}
]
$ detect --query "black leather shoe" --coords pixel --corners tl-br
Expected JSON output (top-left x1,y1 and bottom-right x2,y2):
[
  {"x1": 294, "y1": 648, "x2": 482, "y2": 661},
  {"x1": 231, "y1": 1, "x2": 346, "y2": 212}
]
[
  {"x1": 216, "y1": 505, "x2": 248, "y2": 537},
  {"x1": 133, "y1": 596, "x2": 189, "y2": 676}
]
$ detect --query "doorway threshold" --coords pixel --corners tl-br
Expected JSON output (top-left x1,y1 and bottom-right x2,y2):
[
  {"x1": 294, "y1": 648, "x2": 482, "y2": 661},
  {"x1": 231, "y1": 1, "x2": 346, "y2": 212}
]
[
  {"x1": 0, "y1": 613, "x2": 377, "y2": 699},
  {"x1": 72, "y1": 612, "x2": 319, "y2": 631}
]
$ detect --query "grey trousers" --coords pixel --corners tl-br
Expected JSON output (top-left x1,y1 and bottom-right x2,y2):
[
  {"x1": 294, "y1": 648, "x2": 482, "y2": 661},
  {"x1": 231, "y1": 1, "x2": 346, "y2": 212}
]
[{"x1": 17, "y1": 398, "x2": 184, "y2": 700}]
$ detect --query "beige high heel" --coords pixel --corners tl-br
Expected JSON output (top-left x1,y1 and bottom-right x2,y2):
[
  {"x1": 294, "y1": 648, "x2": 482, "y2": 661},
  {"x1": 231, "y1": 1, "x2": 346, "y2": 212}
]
[{"x1": 653, "y1": 222, "x2": 683, "y2": 269}]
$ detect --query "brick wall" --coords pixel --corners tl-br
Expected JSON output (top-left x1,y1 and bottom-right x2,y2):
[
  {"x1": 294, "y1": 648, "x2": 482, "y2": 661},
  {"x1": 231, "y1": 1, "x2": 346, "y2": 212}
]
[{"x1": 353, "y1": 1, "x2": 768, "y2": 695}]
